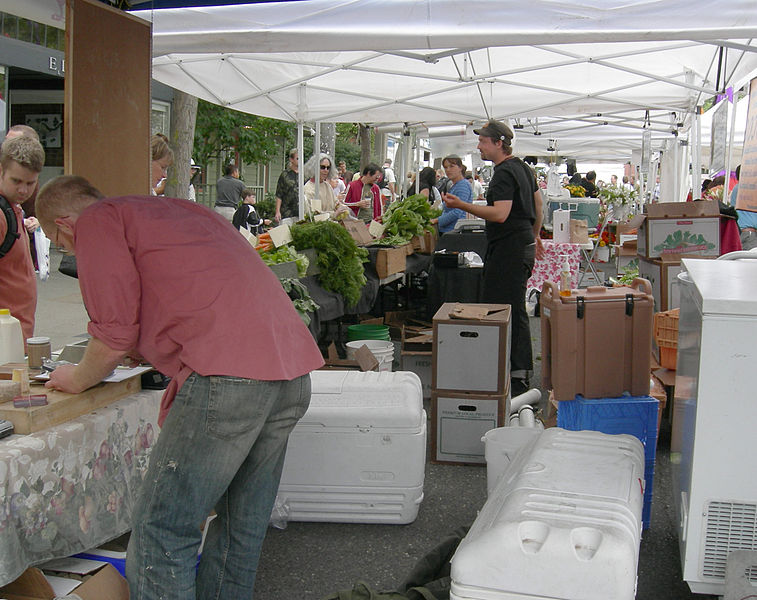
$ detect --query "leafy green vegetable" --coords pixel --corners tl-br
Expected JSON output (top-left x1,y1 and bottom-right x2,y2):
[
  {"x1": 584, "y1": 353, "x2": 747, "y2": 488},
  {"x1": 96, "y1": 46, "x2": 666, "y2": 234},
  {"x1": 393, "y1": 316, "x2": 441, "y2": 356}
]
[
  {"x1": 258, "y1": 245, "x2": 309, "y2": 278},
  {"x1": 280, "y1": 277, "x2": 319, "y2": 326},
  {"x1": 290, "y1": 221, "x2": 368, "y2": 307},
  {"x1": 381, "y1": 194, "x2": 441, "y2": 243}
]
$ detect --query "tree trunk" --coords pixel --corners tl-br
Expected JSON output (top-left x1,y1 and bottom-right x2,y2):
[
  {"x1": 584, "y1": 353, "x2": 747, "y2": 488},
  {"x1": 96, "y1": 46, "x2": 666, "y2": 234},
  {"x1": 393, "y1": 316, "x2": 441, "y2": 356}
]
[
  {"x1": 165, "y1": 90, "x2": 198, "y2": 200},
  {"x1": 321, "y1": 123, "x2": 335, "y2": 160},
  {"x1": 359, "y1": 124, "x2": 371, "y2": 172}
]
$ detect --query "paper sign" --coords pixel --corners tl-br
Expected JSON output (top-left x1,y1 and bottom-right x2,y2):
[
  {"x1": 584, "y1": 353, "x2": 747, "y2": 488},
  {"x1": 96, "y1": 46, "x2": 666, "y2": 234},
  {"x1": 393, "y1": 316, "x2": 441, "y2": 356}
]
[
  {"x1": 368, "y1": 220, "x2": 385, "y2": 238},
  {"x1": 736, "y1": 76, "x2": 757, "y2": 212},
  {"x1": 268, "y1": 224, "x2": 293, "y2": 247}
]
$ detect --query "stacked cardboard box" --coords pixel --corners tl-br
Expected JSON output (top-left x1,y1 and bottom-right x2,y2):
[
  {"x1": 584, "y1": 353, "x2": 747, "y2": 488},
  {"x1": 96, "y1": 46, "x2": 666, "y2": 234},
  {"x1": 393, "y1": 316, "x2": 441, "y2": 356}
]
[{"x1": 430, "y1": 303, "x2": 511, "y2": 465}]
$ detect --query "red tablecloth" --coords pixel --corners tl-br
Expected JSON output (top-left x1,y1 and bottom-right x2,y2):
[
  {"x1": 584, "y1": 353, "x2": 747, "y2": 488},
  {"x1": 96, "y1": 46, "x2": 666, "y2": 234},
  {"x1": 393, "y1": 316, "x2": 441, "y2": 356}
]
[{"x1": 528, "y1": 240, "x2": 582, "y2": 292}]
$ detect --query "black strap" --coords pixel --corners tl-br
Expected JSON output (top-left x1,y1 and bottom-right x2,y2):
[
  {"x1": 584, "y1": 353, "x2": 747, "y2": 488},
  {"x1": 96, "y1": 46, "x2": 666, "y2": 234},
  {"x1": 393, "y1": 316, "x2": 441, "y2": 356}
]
[{"x1": 0, "y1": 194, "x2": 20, "y2": 258}]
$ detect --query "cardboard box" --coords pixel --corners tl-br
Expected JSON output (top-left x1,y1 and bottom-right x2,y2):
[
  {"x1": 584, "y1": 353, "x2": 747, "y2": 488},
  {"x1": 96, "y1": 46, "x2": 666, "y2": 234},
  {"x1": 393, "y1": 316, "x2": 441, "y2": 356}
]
[
  {"x1": 0, "y1": 563, "x2": 128, "y2": 600},
  {"x1": 375, "y1": 245, "x2": 409, "y2": 279},
  {"x1": 411, "y1": 230, "x2": 437, "y2": 254},
  {"x1": 629, "y1": 200, "x2": 720, "y2": 258},
  {"x1": 432, "y1": 303, "x2": 511, "y2": 396},
  {"x1": 401, "y1": 351, "x2": 432, "y2": 400},
  {"x1": 637, "y1": 255, "x2": 714, "y2": 312},
  {"x1": 319, "y1": 343, "x2": 379, "y2": 371},
  {"x1": 341, "y1": 220, "x2": 374, "y2": 245},
  {"x1": 431, "y1": 390, "x2": 508, "y2": 465}
]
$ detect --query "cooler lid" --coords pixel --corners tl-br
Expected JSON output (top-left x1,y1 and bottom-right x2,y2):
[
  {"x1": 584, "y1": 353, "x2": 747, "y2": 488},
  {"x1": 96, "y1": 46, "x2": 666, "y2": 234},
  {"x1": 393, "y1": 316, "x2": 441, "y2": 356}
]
[
  {"x1": 557, "y1": 280, "x2": 653, "y2": 304},
  {"x1": 306, "y1": 370, "x2": 424, "y2": 430},
  {"x1": 682, "y1": 257, "x2": 757, "y2": 316}
]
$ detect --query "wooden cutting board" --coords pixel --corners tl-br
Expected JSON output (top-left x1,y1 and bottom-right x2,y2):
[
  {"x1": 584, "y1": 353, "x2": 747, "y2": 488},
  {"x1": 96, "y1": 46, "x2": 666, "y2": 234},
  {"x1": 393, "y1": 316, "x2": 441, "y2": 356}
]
[{"x1": 0, "y1": 376, "x2": 142, "y2": 434}]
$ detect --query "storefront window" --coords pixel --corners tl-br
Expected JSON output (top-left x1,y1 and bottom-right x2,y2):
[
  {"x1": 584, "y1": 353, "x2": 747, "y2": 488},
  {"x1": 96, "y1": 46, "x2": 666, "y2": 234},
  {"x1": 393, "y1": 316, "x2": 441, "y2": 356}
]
[
  {"x1": 0, "y1": 13, "x2": 64, "y2": 51},
  {"x1": 16, "y1": 16, "x2": 32, "y2": 43},
  {"x1": 2, "y1": 13, "x2": 18, "y2": 38}
]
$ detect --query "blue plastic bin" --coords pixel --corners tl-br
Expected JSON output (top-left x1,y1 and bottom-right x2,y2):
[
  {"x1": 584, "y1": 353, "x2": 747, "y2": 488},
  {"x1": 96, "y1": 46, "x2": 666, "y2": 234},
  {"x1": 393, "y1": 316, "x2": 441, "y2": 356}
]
[{"x1": 558, "y1": 394, "x2": 659, "y2": 528}]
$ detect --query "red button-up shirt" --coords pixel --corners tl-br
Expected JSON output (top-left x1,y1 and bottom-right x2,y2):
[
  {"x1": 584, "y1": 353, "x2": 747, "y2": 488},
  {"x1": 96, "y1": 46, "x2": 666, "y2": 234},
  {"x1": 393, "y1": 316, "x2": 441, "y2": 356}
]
[{"x1": 74, "y1": 196, "x2": 323, "y2": 425}]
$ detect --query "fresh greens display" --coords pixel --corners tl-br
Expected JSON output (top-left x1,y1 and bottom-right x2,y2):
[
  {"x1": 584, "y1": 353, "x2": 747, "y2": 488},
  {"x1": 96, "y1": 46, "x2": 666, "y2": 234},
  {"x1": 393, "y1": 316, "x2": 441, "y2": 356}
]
[
  {"x1": 280, "y1": 277, "x2": 319, "y2": 326},
  {"x1": 290, "y1": 221, "x2": 368, "y2": 307},
  {"x1": 258, "y1": 245, "x2": 309, "y2": 278},
  {"x1": 381, "y1": 194, "x2": 441, "y2": 243}
]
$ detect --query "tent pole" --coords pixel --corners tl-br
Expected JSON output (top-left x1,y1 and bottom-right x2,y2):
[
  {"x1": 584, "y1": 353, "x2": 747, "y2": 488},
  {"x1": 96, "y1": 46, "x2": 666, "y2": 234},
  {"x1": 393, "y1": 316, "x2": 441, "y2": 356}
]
[
  {"x1": 297, "y1": 84, "x2": 306, "y2": 221},
  {"x1": 313, "y1": 121, "x2": 321, "y2": 214},
  {"x1": 694, "y1": 108, "x2": 702, "y2": 200}
]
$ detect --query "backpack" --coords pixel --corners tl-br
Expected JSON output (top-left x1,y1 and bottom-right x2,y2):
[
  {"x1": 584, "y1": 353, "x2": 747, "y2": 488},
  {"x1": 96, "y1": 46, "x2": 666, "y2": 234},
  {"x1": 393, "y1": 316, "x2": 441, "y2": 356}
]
[{"x1": 0, "y1": 194, "x2": 20, "y2": 258}]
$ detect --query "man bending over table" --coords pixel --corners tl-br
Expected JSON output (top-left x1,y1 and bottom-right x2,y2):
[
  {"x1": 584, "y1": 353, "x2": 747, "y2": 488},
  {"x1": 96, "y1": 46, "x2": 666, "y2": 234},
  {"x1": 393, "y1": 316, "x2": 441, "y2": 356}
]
[{"x1": 36, "y1": 175, "x2": 324, "y2": 600}]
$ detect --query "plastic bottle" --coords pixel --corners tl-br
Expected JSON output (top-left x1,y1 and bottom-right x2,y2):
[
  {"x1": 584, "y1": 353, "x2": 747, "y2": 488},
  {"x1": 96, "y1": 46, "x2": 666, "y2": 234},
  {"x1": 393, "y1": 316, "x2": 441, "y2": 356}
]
[
  {"x1": 559, "y1": 256, "x2": 572, "y2": 297},
  {"x1": 0, "y1": 308, "x2": 25, "y2": 365}
]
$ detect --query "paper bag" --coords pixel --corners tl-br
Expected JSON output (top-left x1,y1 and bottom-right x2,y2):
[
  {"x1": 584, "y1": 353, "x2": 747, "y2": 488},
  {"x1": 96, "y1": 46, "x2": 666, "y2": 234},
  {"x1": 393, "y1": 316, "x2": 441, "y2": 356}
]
[{"x1": 570, "y1": 219, "x2": 589, "y2": 244}]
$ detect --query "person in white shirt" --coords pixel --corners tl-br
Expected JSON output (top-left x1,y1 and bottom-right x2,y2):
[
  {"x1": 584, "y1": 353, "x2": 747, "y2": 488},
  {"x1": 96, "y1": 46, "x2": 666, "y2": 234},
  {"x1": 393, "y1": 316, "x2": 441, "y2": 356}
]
[{"x1": 383, "y1": 158, "x2": 396, "y2": 201}]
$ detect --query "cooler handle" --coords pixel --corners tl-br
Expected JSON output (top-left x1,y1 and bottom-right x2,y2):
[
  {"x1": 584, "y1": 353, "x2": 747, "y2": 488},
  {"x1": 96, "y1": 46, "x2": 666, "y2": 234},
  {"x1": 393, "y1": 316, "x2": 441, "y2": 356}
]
[
  {"x1": 542, "y1": 280, "x2": 559, "y2": 302},
  {"x1": 630, "y1": 277, "x2": 653, "y2": 295}
]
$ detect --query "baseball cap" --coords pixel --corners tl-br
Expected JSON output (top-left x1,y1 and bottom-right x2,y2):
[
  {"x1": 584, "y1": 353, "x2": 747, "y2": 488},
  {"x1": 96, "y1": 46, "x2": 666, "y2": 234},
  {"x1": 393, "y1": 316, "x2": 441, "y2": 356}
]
[{"x1": 473, "y1": 119, "x2": 514, "y2": 143}]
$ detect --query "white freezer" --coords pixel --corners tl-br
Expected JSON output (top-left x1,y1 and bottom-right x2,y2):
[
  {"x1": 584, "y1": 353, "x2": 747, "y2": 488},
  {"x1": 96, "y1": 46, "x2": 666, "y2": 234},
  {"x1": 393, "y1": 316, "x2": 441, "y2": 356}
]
[
  {"x1": 276, "y1": 370, "x2": 426, "y2": 524},
  {"x1": 673, "y1": 256, "x2": 757, "y2": 595},
  {"x1": 450, "y1": 428, "x2": 645, "y2": 600}
]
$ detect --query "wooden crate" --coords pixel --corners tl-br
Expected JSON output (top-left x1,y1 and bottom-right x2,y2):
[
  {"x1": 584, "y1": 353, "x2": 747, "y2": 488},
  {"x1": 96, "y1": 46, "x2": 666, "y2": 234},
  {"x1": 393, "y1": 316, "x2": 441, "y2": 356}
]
[{"x1": 654, "y1": 308, "x2": 679, "y2": 370}]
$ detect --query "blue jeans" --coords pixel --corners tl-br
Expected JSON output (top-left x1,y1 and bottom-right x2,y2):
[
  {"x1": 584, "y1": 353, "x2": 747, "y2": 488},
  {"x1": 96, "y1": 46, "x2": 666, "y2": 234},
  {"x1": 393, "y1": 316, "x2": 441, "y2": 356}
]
[{"x1": 125, "y1": 373, "x2": 311, "y2": 600}]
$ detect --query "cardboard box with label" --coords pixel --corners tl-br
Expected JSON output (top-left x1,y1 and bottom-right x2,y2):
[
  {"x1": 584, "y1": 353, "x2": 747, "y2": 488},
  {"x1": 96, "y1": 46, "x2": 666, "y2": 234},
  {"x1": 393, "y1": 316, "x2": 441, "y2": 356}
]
[
  {"x1": 629, "y1": 200, "x2": 720, "y2": 259},
  {"x1": 431, "y1": 390, "x2": 508, "y2": 465}
]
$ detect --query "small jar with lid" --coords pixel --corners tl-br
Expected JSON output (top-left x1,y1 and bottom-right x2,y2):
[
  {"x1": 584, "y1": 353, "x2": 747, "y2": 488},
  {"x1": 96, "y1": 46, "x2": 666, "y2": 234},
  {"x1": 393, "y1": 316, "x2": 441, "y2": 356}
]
[{"x1": 27, "y1": 336, "x2": 52, "y2": 369}]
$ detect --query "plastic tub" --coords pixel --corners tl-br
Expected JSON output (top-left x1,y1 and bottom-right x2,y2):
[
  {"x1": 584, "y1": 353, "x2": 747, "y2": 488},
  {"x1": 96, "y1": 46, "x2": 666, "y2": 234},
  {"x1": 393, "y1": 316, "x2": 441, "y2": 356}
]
[
  {"x1": 346, "y1": 340, "x2": 394, "y2": 372},
  {"x1": 347, "y1": 324, "x2": 390, "y2": 341},
  {"x1": 483, "y1": 427, "x2": 541, "y2": 495}
]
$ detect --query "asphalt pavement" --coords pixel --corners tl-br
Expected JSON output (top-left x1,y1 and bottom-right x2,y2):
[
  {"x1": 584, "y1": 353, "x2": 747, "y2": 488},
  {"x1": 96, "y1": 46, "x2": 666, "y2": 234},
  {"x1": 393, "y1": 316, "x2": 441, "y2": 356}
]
[{"x1": 34, "y1": 248, "x2": 716, "y2": 600}]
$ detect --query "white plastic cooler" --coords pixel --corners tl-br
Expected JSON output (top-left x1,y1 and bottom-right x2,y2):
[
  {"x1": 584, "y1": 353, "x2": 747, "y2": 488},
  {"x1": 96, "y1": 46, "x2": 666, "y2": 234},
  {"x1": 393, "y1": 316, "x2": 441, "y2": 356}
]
[
  {"x1": 276, "y1": 370, "x2": 426, "y2": 524},
  {"x1": 450, "y1": 428, "x2": 645, "y2": 600}
]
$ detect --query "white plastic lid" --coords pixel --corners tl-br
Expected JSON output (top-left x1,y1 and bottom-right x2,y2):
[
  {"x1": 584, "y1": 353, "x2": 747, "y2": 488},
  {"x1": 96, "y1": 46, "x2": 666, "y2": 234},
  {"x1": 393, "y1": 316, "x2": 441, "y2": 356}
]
[{"x1": 27, "y1": 336, "x2": 51, "y2": 344}]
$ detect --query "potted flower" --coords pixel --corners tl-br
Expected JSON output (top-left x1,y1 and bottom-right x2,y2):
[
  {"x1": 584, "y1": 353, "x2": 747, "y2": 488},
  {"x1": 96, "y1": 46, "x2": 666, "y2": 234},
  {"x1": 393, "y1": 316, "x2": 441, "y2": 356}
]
[{"x1": 599, "y1": 184, "x2": 638, "y2": 221}]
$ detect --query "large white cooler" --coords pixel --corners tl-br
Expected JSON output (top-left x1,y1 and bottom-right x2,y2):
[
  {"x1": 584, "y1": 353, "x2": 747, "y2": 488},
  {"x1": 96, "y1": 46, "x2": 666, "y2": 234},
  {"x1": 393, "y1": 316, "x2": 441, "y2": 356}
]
[
  {"x1": 451, "y1": 428, "x2": 645, "y2": 600},
  {"x1": 276, "y1": 370, "x2": 426, "y2": 524}
]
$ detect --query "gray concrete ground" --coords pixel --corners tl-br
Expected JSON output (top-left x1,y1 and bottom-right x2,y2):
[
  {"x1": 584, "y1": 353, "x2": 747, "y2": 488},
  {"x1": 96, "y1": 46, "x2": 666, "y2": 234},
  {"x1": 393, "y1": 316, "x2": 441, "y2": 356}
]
[{"x1": 34, "y1": 248, "x2": 715, "y2": 600}]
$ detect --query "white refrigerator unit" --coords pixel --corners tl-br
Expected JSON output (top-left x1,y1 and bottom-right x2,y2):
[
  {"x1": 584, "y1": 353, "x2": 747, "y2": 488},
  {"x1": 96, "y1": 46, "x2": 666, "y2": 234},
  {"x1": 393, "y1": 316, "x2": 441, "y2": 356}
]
[{"x1": 673, "y1": 255, "x2": 757, "y2": 595}]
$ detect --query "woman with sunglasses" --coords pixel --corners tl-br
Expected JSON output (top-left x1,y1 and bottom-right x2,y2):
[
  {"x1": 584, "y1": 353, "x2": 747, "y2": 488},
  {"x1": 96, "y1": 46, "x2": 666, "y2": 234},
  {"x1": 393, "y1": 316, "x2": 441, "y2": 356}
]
[{"x1": 303, "y1": 153, "x2": 348, "y2": 219}]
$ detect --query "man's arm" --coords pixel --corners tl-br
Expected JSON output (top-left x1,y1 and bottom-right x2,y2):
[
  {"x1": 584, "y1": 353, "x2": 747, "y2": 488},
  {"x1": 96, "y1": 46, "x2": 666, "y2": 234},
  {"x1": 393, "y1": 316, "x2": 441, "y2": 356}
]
[
  {"x1": 45, "y1": 336, "x2": 126, "y2": 394},
  {"x1": 444, "y1": 193, "x2": 511, "y2": 223},
  {"x1": 533, "y1": 190, "x2": 545, "y2": 260}
]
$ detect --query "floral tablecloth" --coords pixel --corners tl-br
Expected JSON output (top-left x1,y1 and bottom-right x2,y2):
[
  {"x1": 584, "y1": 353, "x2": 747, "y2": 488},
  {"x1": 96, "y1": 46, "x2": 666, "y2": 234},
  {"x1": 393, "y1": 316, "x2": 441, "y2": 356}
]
[
  {"x1": 527, "y1": 240, "x2": 582, "y2": 293},
  {"x1": 0, "y1": 390, "x2": 161, "y2": 586}
]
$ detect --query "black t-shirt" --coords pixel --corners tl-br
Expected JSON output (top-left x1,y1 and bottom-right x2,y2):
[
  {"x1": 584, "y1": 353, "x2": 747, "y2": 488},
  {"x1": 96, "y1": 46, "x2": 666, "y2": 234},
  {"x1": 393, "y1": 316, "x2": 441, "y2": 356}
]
[{"x1": 485, "y1": 157, "x2": 536, "y2": 242}]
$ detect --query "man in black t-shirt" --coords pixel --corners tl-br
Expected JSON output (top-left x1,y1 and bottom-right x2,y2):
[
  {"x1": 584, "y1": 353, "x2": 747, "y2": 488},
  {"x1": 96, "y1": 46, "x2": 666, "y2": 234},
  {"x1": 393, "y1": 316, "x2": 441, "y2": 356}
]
[{"x1": 443, "y1": 119, "x2": 543, "y2": 397}]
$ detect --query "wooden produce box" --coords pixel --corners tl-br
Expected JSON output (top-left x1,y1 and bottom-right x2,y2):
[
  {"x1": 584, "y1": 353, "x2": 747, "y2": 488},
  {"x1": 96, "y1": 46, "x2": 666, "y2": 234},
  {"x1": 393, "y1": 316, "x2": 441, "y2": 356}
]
[
  {"x1": 0, "y1": 376, "x2": 142, "y2": 434},
  {"x1": 411, "y1": 229, "x2": 438, "y2": 254},
  {"x1": 375, "y1": 245, "x2": 410, "y2": 279}
]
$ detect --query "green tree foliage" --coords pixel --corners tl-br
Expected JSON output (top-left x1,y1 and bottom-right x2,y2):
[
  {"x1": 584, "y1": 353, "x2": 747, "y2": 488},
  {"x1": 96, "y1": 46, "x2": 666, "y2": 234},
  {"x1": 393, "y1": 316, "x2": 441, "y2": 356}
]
[{"x1": 193, "y1": 100, "x2": 293, "y2": 167}]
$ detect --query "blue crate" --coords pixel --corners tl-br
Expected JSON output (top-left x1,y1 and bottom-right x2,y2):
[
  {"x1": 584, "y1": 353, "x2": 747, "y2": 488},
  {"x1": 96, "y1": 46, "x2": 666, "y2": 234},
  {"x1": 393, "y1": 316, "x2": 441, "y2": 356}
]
[
  {"x1": 558, "y1": 394, "x2": 659, "y2": 462},
  {"x1": 558, "y1": 394, "x2": 659, "y2": 529},
  {"x1": 73, "y1": 550, "x2": 126, "y2": 576}
]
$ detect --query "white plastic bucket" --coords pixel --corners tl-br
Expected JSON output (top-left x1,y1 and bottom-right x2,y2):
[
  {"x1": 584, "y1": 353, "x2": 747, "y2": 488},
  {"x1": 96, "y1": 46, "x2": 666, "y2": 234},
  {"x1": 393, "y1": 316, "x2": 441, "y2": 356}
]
[
  {"x1": 483, "y1": 427, "x2": 542, "y2": 495},
  {"x1": 0, "y1": 308, "x2": 25, "y2": 365},
  {"x1": 345, "y1": 340, "x2": 395, "y2": 372}
]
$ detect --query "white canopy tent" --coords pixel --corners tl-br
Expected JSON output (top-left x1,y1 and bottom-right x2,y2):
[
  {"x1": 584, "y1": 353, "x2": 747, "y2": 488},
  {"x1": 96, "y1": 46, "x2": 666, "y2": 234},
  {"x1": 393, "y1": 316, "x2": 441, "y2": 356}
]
[{"x1": 128, "y1": 0, "x2": 757, "y2": 165}]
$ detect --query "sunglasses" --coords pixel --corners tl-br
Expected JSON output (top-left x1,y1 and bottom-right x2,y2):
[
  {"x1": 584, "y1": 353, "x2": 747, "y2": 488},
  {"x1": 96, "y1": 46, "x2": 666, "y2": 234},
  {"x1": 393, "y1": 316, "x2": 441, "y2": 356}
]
[{"x1": 320, "y1": 164, "x2": 331, "y2": 170}]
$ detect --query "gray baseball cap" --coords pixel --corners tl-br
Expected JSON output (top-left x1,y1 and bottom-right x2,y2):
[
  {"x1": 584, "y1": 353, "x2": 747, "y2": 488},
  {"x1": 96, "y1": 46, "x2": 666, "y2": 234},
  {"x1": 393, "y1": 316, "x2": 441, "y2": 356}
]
[{"x1": 473, "y1": 119, "x2": 514, "y2": 143}]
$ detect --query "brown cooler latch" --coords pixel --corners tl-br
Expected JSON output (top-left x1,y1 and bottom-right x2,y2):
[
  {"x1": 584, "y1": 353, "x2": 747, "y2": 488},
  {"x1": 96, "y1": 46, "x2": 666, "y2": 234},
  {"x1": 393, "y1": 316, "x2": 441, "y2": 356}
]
[{"x1": 625, "y1": 294, "x2": 634, "y2": 316}]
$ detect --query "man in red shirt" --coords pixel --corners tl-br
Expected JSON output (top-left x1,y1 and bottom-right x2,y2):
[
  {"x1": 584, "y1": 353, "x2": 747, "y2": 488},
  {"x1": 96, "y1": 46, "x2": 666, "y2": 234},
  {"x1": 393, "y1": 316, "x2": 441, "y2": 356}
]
[
  {"x1": 0, "y1": 135, "x2": 45, "y2": 344},
  {"x1": 343, "y1": 162, "x2": 382, "y2": 222},
  {"x1": 36, "y1": 175, "x2": 324, "y2": 600}
]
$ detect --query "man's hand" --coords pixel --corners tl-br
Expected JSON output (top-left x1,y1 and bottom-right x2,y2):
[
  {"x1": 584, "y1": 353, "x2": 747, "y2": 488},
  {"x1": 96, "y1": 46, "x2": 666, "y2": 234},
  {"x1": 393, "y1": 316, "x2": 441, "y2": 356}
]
[
  {"x1": 45, "y1": 364, "x2": 86, "y2": 394},
  {"x1": 274, "y1": 210, "x2": 282, "y2": 222},
  {"x1": 535, "y1": 237, "x2": 545, "y2": 261},
  {"x1": 442, "y1": 192, "x2": 463, "y2": 210},
  {"x1": 359, "y1": 198, "x2": 371, "y2": 208},
  {"x1": 24, "y1": 217, "x2": 39, "y2": 233}
]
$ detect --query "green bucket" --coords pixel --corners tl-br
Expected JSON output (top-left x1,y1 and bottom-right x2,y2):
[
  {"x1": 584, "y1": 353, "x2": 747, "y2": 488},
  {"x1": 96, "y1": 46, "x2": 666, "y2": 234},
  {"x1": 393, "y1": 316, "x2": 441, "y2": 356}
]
[{"x1": 346, "y1": 324, "x2": 390, "y2": 342}]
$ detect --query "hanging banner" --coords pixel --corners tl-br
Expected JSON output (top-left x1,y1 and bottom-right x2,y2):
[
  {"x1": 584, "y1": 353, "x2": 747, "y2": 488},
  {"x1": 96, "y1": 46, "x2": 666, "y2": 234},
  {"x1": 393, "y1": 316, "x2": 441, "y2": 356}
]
[
  {"x1": 710, "y1": 99, "x2": 728, "y2": 174},
  {"x1": 641, "y1": 129, "x2": 651, "y2": 174},
  {"x1": 736, "y1": 77, "x2": 757, "y2": 212}
]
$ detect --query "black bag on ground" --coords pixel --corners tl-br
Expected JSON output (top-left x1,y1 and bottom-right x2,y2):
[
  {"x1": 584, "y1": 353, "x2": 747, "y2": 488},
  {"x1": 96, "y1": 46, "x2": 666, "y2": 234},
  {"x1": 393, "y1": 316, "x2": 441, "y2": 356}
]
[
  {"x1": 58, "y1": 254, "x2": 78, "y2": 278},
  {"x1": 320, "y1": 526, "x2": 469, "y2": 600}
]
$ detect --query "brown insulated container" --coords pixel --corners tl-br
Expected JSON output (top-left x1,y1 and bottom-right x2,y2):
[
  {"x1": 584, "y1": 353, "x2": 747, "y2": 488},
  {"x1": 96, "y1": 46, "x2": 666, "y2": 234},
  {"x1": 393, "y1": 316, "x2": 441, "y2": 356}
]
[{"x1": 541, "y1": 279, "x2": 653, "y2": 401}]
